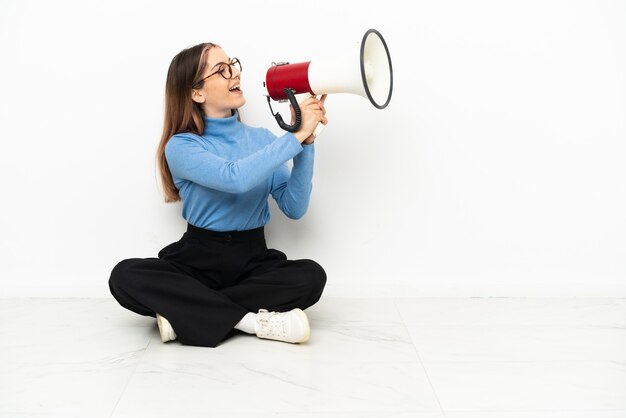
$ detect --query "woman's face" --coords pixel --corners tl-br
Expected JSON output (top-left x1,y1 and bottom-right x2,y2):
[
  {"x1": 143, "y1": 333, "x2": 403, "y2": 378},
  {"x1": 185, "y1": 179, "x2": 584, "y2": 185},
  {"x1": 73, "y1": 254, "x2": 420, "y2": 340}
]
[{"x1": 193, "y1": 47, "x2": 245, "y2": 118}]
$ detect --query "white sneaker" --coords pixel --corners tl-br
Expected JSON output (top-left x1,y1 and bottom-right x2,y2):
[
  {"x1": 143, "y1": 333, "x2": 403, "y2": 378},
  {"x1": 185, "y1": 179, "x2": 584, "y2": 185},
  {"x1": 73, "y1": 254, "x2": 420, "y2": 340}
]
[
  {"x1": 156, "y1": 313, "x2": 177, "y2": 343},
  {"x1": 255, "y1": 308, "x2": 310, "y2": 343}
]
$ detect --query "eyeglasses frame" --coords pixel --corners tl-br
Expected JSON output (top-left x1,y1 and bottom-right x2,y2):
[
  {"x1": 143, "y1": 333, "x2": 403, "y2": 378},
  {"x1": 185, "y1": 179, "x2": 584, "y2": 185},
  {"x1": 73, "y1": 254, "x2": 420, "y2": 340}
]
[{"x1": 195, "y1": 58, "x2": 242, "y2": 85}]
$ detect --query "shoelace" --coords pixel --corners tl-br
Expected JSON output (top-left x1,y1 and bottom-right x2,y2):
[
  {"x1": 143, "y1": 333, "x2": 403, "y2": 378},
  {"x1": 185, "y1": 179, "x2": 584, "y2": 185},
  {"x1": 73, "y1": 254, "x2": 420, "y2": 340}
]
[{"x1": 257, "y1": 310, "x2": 286, "y2": 338}]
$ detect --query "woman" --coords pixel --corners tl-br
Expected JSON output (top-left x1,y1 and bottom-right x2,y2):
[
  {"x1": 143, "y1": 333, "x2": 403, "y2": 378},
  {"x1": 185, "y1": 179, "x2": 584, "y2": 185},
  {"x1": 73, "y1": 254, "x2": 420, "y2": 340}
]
[{"x1": 108, "y1": 42, "x2": 328, "y2": 348}]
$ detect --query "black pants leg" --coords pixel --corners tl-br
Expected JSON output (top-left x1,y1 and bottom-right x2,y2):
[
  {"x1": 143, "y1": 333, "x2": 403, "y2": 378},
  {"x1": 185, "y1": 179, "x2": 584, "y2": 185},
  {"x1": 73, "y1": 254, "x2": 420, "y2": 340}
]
[
  {"x1": 108, "y1": 224, "x2": 326, "y2": 347},
  {"x1": 221, "y1": 248, "x2": 326, "y2": 313},
  {"x1": 109, "y1": 257, "x2": 249, "y2": 347}
]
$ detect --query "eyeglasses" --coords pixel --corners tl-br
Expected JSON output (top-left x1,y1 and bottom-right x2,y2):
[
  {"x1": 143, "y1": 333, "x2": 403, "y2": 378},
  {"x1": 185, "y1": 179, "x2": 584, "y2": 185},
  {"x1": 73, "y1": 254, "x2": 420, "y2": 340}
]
[{"x1": 196, "y1": 58, "x2": 242, "y2": 85}]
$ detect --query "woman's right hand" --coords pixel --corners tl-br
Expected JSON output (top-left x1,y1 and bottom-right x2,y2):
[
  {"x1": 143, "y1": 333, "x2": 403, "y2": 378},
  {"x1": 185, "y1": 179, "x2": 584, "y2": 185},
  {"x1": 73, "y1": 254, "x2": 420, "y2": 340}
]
[{"x1": 291, "y1": 94, "x2": 328, "y2": 144}]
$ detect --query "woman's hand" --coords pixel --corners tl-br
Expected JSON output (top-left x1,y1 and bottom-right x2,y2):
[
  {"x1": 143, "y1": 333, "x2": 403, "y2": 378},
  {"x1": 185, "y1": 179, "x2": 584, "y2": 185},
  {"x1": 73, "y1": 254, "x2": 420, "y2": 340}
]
[{"x1": 291, "y1": 94, "x2": 328, "y2": 144}]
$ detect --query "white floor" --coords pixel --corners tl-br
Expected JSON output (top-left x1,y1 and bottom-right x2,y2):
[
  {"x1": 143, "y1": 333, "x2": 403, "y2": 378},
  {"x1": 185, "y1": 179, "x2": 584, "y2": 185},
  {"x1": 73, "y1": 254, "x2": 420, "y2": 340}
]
[{"x1": 1, "y1": 297, "x2": 626, "y2": 418}]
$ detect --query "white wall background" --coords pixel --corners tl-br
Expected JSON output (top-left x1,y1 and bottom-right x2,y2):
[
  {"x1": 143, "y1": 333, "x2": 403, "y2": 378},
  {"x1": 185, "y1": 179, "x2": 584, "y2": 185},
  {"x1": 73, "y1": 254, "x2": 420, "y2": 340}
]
[{"x1": 1, "y1": 0, "x2": 625, "y2": 298}]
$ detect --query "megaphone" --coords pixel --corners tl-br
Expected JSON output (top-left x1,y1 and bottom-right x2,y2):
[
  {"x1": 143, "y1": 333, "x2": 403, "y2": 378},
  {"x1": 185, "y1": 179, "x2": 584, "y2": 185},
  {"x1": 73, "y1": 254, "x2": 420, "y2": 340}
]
[{"x1": 262, "y1": 28, "x2": 393, "y2": 134}]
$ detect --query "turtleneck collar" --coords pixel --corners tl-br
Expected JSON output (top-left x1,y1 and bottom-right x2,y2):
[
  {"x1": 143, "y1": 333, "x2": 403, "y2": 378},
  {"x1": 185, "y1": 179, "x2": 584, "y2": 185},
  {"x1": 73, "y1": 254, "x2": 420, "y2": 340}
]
[{"x1": 202, "y1": 110, "x2": 242, "y2": 141}]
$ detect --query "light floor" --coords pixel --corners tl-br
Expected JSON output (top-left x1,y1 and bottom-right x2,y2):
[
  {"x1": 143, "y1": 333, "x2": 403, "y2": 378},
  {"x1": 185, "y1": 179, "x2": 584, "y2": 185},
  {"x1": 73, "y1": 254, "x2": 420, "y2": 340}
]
[{"x1": 1, "y1": 297, "x2": 626, "y2": 418}]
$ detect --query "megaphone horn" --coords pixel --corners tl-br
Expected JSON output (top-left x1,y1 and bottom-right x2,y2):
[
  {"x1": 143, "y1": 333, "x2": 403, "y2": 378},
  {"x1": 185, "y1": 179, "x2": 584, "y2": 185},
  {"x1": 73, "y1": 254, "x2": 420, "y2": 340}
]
[{"x1": 263, "y1": 29, "x2": 393, "y2": 133}]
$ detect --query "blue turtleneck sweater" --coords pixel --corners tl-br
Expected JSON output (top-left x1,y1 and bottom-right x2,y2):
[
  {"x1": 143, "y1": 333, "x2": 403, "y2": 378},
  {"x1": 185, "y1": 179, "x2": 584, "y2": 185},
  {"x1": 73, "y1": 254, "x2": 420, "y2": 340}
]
[{"x1": 164, "y1": 111, "x2": 314, "y2": 231}]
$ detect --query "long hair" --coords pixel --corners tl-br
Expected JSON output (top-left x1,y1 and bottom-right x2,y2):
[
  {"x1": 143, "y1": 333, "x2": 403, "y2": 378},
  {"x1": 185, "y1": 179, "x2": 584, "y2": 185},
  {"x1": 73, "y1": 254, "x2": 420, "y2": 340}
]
[{"x1": 156, "y1": 43, "x2": 216, "y2": 203}]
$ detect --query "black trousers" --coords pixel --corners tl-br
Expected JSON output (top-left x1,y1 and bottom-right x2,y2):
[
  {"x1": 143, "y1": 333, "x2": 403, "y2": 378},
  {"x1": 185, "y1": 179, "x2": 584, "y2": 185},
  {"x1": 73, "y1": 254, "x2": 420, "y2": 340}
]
[{"x1": 108, "y1": 223, "x2": 326, "y2": 347}]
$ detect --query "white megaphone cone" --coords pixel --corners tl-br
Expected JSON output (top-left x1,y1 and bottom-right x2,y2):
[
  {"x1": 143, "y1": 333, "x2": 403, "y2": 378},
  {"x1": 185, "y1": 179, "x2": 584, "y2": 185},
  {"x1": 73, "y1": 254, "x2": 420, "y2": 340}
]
[{"x1": 262, "y1": 29, "x2": 393, "y2": 136}]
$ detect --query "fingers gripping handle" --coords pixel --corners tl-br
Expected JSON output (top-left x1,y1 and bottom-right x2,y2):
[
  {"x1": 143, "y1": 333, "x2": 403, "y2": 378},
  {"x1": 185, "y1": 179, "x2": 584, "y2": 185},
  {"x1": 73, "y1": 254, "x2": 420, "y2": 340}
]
[{"x1": 266, "y1": 89, "x2": 324, "y2": 137}]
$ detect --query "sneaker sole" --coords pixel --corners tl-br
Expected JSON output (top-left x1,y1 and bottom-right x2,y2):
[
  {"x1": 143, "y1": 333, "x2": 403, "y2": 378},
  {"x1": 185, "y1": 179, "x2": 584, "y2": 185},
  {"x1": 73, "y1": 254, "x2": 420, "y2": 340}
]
[{"x1": 292, "y1": 308, "x2": 310, "y2": 343}]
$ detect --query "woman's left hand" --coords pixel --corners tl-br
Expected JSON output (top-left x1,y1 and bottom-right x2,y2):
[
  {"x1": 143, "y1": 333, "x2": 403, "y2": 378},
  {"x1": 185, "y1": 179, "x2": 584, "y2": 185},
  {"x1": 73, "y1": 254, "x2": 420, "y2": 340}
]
[{"x1": 290, "y1": 94, "x2": 328, "y2": 144}]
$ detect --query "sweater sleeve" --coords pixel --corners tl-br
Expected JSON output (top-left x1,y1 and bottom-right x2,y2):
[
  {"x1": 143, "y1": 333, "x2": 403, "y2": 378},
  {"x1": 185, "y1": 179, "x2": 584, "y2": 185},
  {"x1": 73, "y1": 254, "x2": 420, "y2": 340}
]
[
  {"x1": 165, "y1": 132, "x2": 303, "y2": 194},
  {"x1": 270, "y1": 143, "x2": 315, "y2": 219}
]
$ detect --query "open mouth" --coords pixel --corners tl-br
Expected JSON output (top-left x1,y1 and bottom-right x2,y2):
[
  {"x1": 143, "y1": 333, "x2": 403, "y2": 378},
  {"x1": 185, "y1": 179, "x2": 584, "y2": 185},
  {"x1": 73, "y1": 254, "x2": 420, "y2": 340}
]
[{"x1": 229, "y1": 85, "x2": 242, "y2": 93}]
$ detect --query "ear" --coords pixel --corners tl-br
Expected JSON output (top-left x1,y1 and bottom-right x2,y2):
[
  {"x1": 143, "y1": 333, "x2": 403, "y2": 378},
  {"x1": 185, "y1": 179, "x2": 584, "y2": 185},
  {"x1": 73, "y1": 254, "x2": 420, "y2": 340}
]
[{"x1": 191, "y1": 88, "x2": 206, "y2": 104}]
